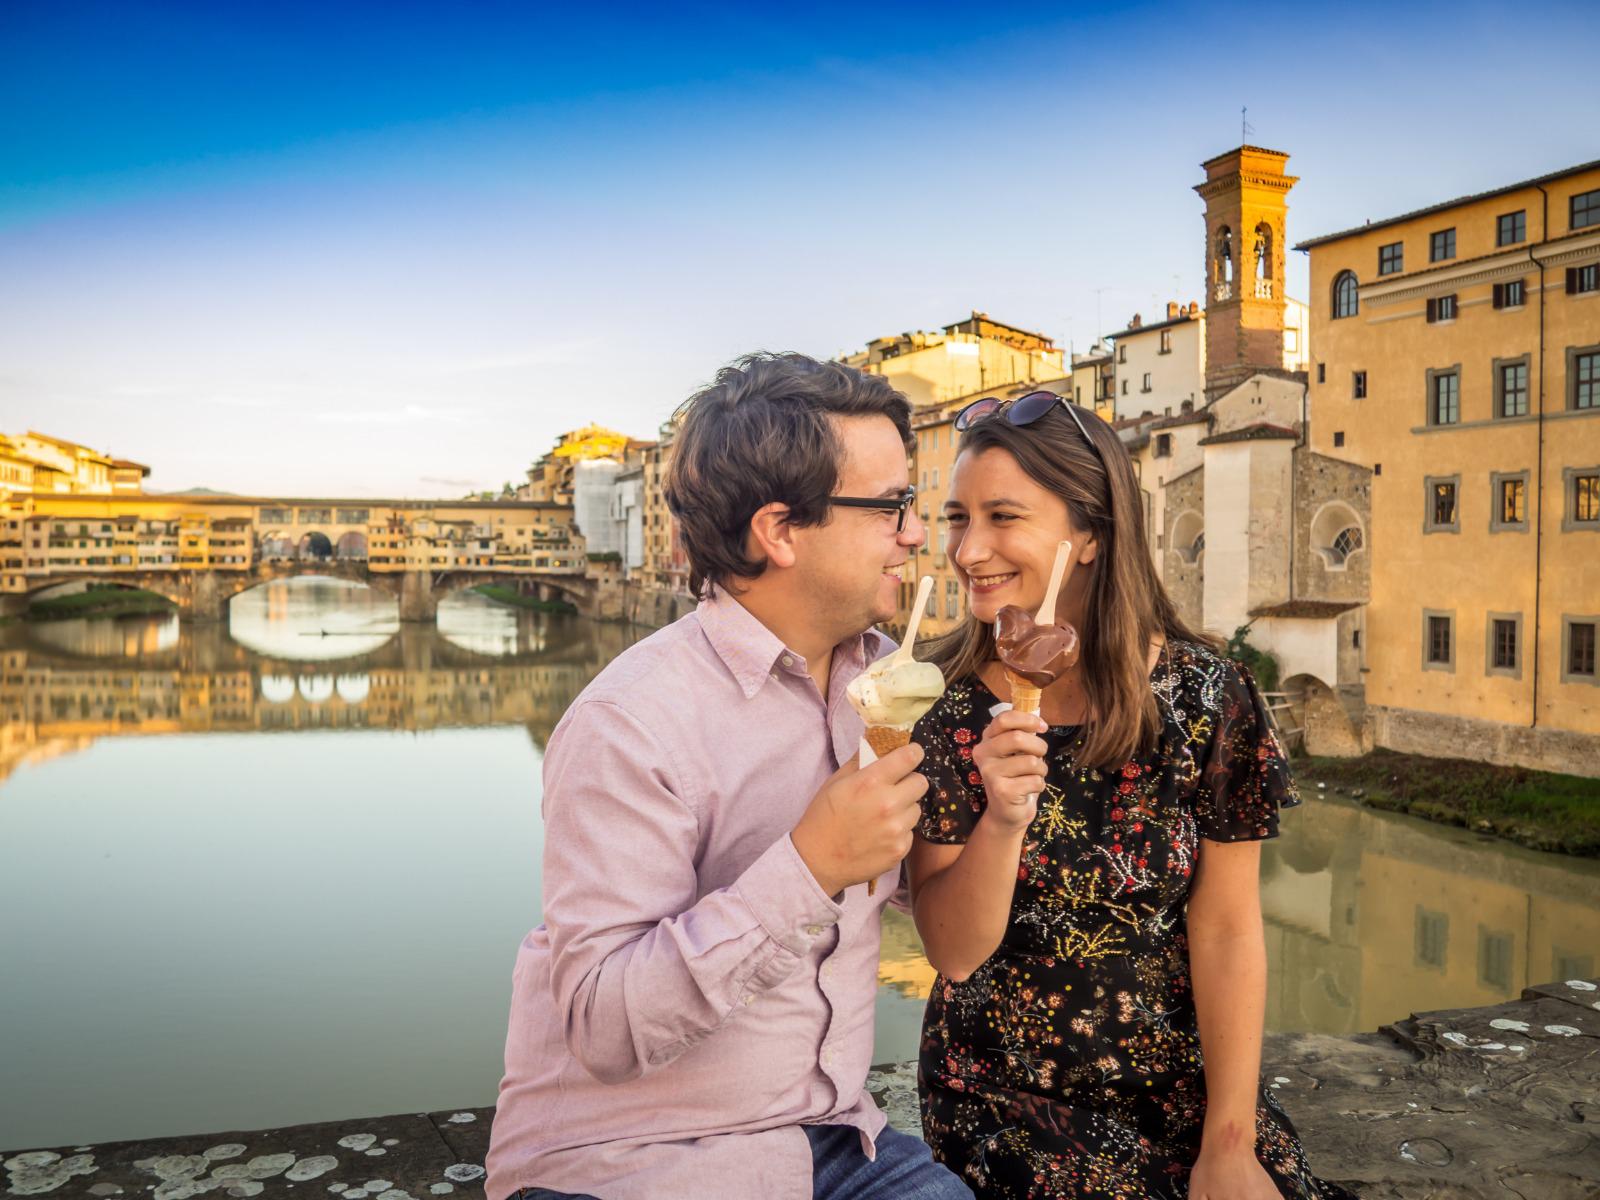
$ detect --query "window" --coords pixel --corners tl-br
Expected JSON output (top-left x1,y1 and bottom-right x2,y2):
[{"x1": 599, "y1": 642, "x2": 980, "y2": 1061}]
[
  {"x1": 945, "y1": 578, "x2": 960, "y2": 619},
  {"x1": 1565, "y1": 468, "x2": 1600, "y2": 531},
  {"x1": 1416, "y1": 906, "x2": 1449, "y2": 967},
  {"x1": 1496, "y1": 357, "x2": 1529, "y2": 417},
  {"x1": 1568, "y1": 264, "x2": 1600, "y2": 295},
  {"x1": 1572, "y1": 187, "x2": 1600, "y2": 231},
  {"x1": 1426, "y1": 294, "x2": 1458, "y2": 322},
  {"x1": 1571, "y1": 347, "x2": 1600, "y2": 410},
  {"x1": 1332, "y1": 271, "x2": 1359, "y2": 319},
  {"x1": 1353, "y1": 370, "x2": 1367, "y2": 399},
  {"x1": 1155, "y1": 433, "x2": 1172, "y2": 458},
  {"x1": 1425, "y1": 476, "x2": 1460, "y2": 532},
  {"x1": 1141, "y1": 373, "x2": 1152, "y2": 393},
  {"x1": 1379, "y1": 242, "x2": 1404, "y2": 276},
  {"x1": 1428, "y1": 368, "x2": 1460, "y2": 425},
  {"x1": 1333, "y1": 431, "x2": 1345, "y2": 447},
  {"x1": 1498, "y1": 210, "x2": 1526, "y2": 246},
  {"x1": 1424, "y1": 612, "x2": 1454, "y2": 670},
  {"x1": 1317, "y1": 363, "x2": 1326, "y2": 383},
  {"x1": 1121, "y1": 379, "x2": 1128, "y2": 395},
  {"x1": 1492, "y1": 471, "x2": 1529, "y2": 532},
  {"x1": 1565, "y1": 619, "x2": 1597, "y2": 682},
  {"x1": 1488, "y1": 614, "x2": 1521, "y2": 678},
  {"x1": 1330, "y1": 526, "x2": 1362, "y2": 564},
  {"x1": 1075, "y1": 386, "x2": 1082, "y2": 402},
  {"x1": 1478, "y1": 928, "x2": 1514, "y2": 990},
  {"x1": 1118, "y1": 344, "x2": 1127, "y2": 363},
  {"x1": 1493, "y1": 279, "x2": 1526, "y2": 309},
  {"x1": 1160, "y1": 329, "x2": 1172, "y2": 354},
  {"x1": 1430, "y1": 228, "x2": 1456, "y2": 262}
]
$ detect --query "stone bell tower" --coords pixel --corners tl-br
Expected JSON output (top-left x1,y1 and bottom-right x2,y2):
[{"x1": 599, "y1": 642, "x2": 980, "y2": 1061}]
[{"x1": 1194, "y1": 146, "x2": 1297, "y2": 401}]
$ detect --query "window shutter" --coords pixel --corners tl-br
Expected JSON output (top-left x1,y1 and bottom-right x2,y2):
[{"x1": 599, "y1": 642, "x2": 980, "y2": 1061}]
[
  {"x1": 1493, "y1": 283, "x2": 1504, "y2": 309},
  {"x1": 1569, "y1": 267, "x2": 1579, "y2": 294},
  {"x1": 1426, "y1": 298, "x2": 1437, "y2": 323}
]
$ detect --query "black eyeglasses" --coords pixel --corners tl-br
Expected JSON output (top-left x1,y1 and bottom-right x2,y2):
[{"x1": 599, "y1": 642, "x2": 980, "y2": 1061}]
[
  {"x1": 953, "y1": 390, "x2": 1104, "y2": 467},
  {"x1": 827, "y1": 485, "x2": 917, "y2": 533}
]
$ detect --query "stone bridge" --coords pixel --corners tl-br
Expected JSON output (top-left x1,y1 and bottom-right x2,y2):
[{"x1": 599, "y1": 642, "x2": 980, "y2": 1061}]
[{"x1": 22, "y1": 563, "x2": 593, "y2": 621}]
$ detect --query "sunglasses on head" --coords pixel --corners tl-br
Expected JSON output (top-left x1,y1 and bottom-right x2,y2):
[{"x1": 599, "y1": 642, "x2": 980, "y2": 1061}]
[{"x1": 953, "y1": 390, "x2": 1104, "y2": 467}]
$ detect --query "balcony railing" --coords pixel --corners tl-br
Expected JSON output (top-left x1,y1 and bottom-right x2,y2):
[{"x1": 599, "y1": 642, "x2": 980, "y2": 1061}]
[{"x1": 1254, "y1": 279, "x2": 1274, "y2": 299}]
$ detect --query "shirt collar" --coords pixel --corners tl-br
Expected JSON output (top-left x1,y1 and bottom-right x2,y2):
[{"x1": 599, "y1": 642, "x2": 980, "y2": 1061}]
[{"x1": 695, "y1": 584, "x2": 877, "y2": 700}]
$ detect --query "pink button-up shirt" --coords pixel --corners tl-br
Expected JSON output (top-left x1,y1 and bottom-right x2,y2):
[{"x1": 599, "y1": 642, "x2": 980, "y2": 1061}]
[{"x1": 485, "y1": 588, "x2": 898, "y2": 1200}]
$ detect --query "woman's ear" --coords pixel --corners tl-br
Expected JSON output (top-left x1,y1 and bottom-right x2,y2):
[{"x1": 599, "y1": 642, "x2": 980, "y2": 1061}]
[
  {"x1": 1076, "y1": 530, "x2": 1100, "y2": 565},
  {"x1": 748, "y1": 501, "x2": 797, "y2": 570}
]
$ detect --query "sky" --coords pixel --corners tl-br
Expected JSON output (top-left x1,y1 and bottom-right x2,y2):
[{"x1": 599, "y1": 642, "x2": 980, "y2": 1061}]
[{"x1": 3, "y1": 0, "x2": 1598, "y2": 498}]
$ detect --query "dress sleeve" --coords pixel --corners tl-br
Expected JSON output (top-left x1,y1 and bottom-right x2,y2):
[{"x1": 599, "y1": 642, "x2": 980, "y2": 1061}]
[
  {"x1": 913, "y1": 691, "x2": 988, "y2": 845},
  {"x1": 1194, "y1": 658, "x2": 1300, "y2": 842}
]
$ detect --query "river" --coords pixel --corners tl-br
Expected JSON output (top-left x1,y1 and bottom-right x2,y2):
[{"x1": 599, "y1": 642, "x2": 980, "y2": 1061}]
[{"x1": 2, "y1": 579, "x2": 1596, "y2": 1149}]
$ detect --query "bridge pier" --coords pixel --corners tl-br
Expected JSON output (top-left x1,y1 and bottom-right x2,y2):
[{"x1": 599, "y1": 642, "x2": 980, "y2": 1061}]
[
  {"x1": 397, "y1": 571, "x2": 438, "y2": 622},
  {"x1": 174, "y1": 572, "x2": 227, "y2": 621}
]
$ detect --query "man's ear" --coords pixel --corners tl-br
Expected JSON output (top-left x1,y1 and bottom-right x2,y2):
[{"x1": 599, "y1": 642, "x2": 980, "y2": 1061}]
[{"x1": 748, "y1": 502, "x2": 797, "y2": 570}]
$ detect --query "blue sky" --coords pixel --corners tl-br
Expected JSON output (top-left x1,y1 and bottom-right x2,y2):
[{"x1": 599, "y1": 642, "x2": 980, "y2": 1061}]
[{"x1": 3, "y1": 1, "x2": 1597, "y2": 496}]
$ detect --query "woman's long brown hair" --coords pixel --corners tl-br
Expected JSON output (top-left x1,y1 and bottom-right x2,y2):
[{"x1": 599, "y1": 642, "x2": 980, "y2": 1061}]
[{"x1": 921, "y1": 404, "x2": 1212, "y2": 769}]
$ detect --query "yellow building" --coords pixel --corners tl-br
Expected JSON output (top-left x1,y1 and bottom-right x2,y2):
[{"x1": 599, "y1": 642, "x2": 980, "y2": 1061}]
[
  {"x1": 1299, "y1": 158, "x2": 1600, "y2": 776},
  {"x1": 845, "y1": 311, "x2": 1064, "y2": 408},
  {"x1": 0, "y1": 431, "x2": 146, "y2": 497}
]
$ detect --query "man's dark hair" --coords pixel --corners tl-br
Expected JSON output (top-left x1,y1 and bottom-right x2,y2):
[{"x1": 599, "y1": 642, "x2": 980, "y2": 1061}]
[{"x1": 664, "y1": 352, "x2": 912, "y2": 598}]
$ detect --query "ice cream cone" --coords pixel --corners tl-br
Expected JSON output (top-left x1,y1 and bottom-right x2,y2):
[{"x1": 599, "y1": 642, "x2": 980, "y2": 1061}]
[
  {"x1": 864, "y1": 724, "x2": 914, "y2": 758},
  {"x1": 1005, "y1": 670, "x2": 1043, "y2": 716}
]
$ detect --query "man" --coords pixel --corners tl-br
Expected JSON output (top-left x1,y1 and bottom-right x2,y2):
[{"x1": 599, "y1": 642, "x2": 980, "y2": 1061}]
[{"x1": 485, "y1": 353, "x2": 970, "y2": 1200}]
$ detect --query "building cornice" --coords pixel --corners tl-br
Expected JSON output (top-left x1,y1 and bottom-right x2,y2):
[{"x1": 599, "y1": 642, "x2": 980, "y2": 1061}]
[{"x1": 1359, "y1": 229, "x2": 1600, "y2": 308}]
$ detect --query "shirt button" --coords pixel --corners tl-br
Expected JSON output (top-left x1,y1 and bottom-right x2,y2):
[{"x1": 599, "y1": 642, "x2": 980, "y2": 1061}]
[
  {"x1": 782, "y1": 655, "x2": 795, "y2": 668},
  {"x1": 804, "y1": 924, "x2": 823, "y2": 936}
]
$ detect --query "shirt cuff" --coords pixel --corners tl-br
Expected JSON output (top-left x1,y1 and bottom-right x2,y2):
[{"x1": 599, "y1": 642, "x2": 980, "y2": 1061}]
[{"x1": 735, "y1": 833, "x2": 844, "y2": 956}]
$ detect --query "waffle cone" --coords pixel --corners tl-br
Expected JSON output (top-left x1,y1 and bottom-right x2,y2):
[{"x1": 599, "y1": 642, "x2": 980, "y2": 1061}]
[
  {"x1": 1005, "y1": 670, "x2": 1043, "y2": 715},
  {"x1": 864, "y1": 725, "x2": 914, "y2": 758}
]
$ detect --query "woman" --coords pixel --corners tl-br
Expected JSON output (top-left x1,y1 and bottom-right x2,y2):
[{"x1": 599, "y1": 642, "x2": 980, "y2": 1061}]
[{"x1": 908, "y1": 392, "x2": 1354, "y2": 1200}]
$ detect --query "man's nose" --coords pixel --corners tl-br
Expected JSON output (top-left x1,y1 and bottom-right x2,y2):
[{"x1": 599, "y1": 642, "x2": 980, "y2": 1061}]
[{"x1": 898, "y1": 507, "x2": 927, "y2": 549}]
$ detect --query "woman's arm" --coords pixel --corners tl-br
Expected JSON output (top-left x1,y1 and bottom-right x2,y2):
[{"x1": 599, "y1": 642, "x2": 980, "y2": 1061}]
[
  {"x1": 908, "y1": 710, "x2": 1047, "y2": 982},
  {"x1": 1187, "y1": 836, "x2": 1280, "y2": 1199}
]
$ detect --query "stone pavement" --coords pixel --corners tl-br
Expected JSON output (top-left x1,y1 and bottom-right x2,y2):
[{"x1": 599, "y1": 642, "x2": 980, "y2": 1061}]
[{"x1": 5, "y1": 980, "x2": 1597, "y2": 1199}]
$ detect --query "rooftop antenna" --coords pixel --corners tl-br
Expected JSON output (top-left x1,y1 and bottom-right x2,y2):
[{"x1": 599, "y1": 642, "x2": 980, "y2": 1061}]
[{"x1": 1241, "y1": 106, "x2": 1254, "y2": 143}]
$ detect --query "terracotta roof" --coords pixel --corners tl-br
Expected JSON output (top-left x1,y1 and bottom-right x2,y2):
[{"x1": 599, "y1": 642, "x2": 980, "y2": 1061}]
[
  {"x1": 1250, "y1": 600, "x2": 1363, "y2": 620},
  {"x1": 1295, "y1": 157, "x2": 1600, "y2": 250},
  {"x1": 111, "y1": 459, "x2": 151, "y2": 473},
  {"x1": 1199, "y1": 422, "x2": 1299, "y2": 446},
  {"x1": 1108, "y1": 310, "x2": 1201, "y2": 341},
  {"x1": 1200, "y1": 145, "x2": 1291, "y2": 168},
  {"x1": 1149, "y1": 409, "x2": 1210, "y2": 431}
]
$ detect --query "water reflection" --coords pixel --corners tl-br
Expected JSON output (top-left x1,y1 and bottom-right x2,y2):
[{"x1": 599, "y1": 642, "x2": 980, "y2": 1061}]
[
  {"x1": 2, "y1": 580, "x2": 1597, "y2": 1149},
  {"x1": 868, "y1": 794, "x2": 1600, "y2": 1039}
]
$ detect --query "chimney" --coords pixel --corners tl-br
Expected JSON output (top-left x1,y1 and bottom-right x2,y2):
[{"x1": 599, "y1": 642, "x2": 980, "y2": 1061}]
[{"x1": 1167, "y1": 301, "x2": 1179, "y2": 319}]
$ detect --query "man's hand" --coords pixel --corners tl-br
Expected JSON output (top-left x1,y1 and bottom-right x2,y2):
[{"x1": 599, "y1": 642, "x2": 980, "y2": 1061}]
[
  {"x1": 972, "y1": 710, "x2": 1048, "y2": 834},
  {"x1": 792, "y1": 745, "x2": 928, "y2": 897}
]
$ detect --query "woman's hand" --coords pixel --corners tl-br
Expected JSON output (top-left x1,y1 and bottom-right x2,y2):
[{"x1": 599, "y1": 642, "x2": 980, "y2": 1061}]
[
  {"x1": 1188, "y1": 1145, "x2": 1279, "y2": 1200},
  {"x1": 972, "y1": 710, "x2": 1049, "y2": 834}
]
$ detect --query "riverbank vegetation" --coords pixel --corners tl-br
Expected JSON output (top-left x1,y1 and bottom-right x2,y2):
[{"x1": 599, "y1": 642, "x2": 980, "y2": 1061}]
[
  {"x1": 27, "y1": 585, "x2": 176, "y2": 621},
  {"x1": 1295, "y1": 748, "x2": 1600, "y2": 857},
  {"x1": 472, "y1": 584, "x2": 577, "y2": 614}
]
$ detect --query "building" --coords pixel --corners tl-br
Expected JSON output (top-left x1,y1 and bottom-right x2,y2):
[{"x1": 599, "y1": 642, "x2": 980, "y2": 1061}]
[
  {"x1": 1071, "y1": 344, "x2": 1116, "y2": 422},
  {"x1": 0, "y1": 431, "x2": 147, "y2": 497},
  {"x1": 1106, "y1": 303, "x2": 1205, "y2": 421},
  {"x1": 844, "y1": 311, "x2": 1065, "y2": 408},
  {"x1": 1297, "y1": 157, "x2": 1600, "y2": 776}
]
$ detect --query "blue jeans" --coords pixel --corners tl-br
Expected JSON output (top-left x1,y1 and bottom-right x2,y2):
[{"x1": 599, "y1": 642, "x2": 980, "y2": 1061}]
[{"x1": 512, "y1": 1123, "x2": 968, "y2": 1199}]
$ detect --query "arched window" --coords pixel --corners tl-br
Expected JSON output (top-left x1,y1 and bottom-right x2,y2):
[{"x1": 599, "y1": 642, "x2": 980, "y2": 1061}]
[
  {"x1": 1333, "y1": 271, "x2": 1359, "y2": 320},
  {"x1": 1214, "y1": 227, "x2": 1233, "y2": 300},
  {"x1": 1329, "y1": 526, "x2": 1362, "y2": 565},
  {"x1": 1170, "y1": 510, "x2": 1205, "y2": 565},
  {"x1": 1311, "y1": 501, "x2": 1365, "y2": 570}
]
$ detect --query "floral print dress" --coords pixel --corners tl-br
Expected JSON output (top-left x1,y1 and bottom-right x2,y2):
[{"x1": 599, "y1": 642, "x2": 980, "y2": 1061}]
[{"x1": 912, "y1": 639, "x2": 1355, "y2": 1200}]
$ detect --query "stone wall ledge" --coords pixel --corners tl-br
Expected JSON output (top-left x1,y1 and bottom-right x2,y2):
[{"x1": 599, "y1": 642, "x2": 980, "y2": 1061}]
[{"x1": 5, "y1": 979, "x2": 1597, "y2": 1200}]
